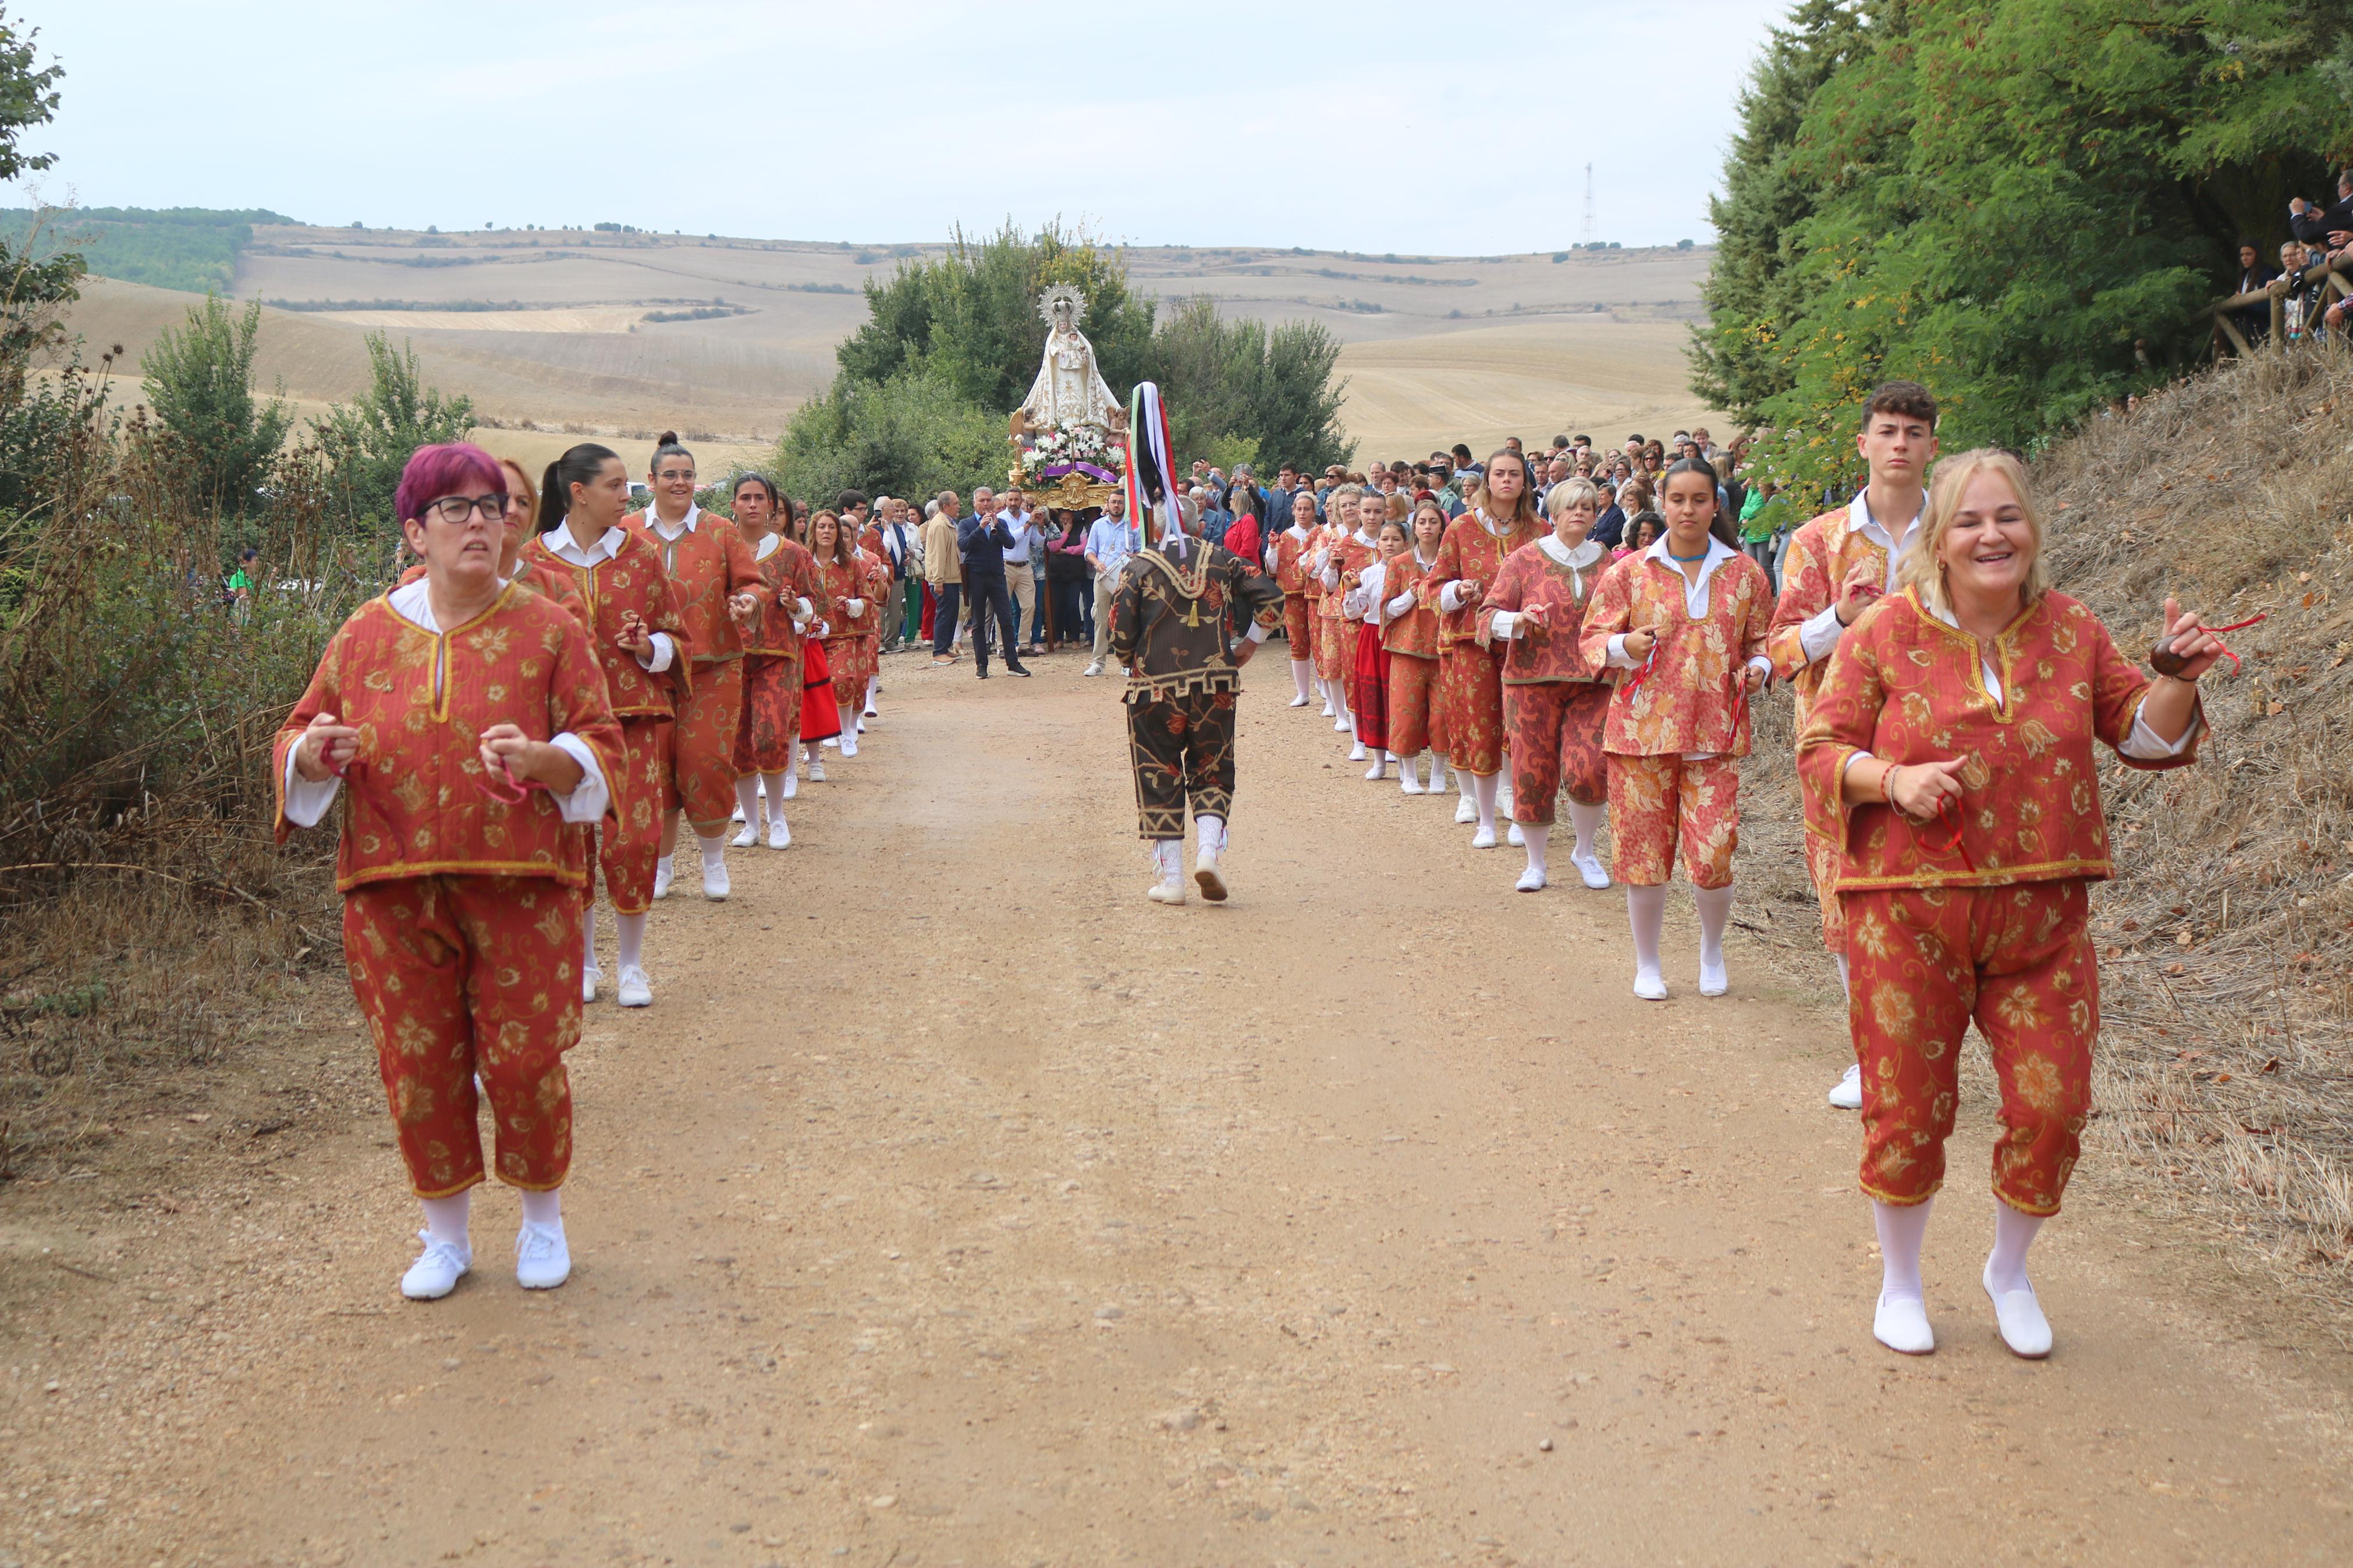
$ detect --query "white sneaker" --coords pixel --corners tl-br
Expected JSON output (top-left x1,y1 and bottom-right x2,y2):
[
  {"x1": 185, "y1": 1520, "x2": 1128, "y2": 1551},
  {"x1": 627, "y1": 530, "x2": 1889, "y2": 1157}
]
[
  {"x1": 840, "y1": 733, "x2": 858, "y2": 758},
  {"x1": 780, "y1": 770, "x2": 798, "y2": 800},
  {"x1": 400, "y1": 1232, "x2": 471, "y2": 1301},
  {"x1": 1573, "y1": 852, "x2": 1610, "y2": 890},
  {"x1": 702, "y1": 858, "x2": 730, "y2": 901},
  {"x1": 1364, "y1": 761, "x2": 1386, "y2": 781},
  {"x1": 1875, "y1": 1291, "x2": 1936, "y2": 1355},
  {"x1": 1147, "y1": 877, "x2": 1187, "y2": 905},
  {"x1": 1288, "y1": 692, "x2": 1310, "y2": 707},
  {"x1": 1348, "y1": 740, "x2": 1367, "y2": 760},
  {"x1": 1633, "y1": 968, "x2": 1669, "y2": 1002},
  {"x1": 1507, "y1": 822, "x2": 1524, "y2": 848},
  {"x1": 1084, "y1": 661, "x2": 1105, "y2": 677},
  {"x1": 1827, "y1": 1063, "x2": 1864, "y2": 1110},
  {"x1": 651, "y1": 860, "x2": 673, "y2": 900},
  {"x1": 822, "y1": 737, "x2": 839, "y2": 749},
  {"x1": 1983, "y1": 1265, "x2": 2052, "y2": 1359},
  {"x1": 1516, "y1": 865, "x2": 1546, "y2": 892},
  {"x1": 1400, "y1": 769, "x2": 1424, "y2": 795},
  {"x1": 766, "y1": 817, "x2": 791, "y2": 849},
  {"x1": 516, "y1": 1221, "x2": 572, "y2": 1290},
  {"x1": 582, "y1": 966, "x2": 601, "y2": 1005},
  {"x1": 1471, "y1": 824, "x2": 1496, "y2": 849},
  {"x1": 1699, "y1": 958, "x2": 1729, "y2": 997},
  {"x1": 730, "y1": 823, "x2": 758, "y2": 848},
  {"x1": 1194, "y1": 846, "x2": 1227, "y2": 904},
  {"x1": 1321, "y1": 699, "x2": 1337, "y2": 717},
  {"x1": 1333, "y1": 713, "x2": 1350, "y2": 733},
  {"x1": 808, "y1": 756, "x2": 826, "y2": 781},
  {"x1": 1454, "y1": 795, "x2": 1477, "y2": 825},
  {"x1": 617, "y1": 964, "x2": 652, "y2": 1007}
]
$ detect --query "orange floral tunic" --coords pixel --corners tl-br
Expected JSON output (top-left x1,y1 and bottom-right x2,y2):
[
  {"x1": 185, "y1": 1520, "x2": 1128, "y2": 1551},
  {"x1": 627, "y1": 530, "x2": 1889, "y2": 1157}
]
[
  {"x1": 626, "y1": 509, "x2": 762, "y2": 672},
  {"x1": 1380, "y1": 547, "x2": 1442, "y2": 659},
  {"x1": 740, "y1": 533, "x2": 826, "y2": 660},
  {"x1": 1578, "y1": 544, "x2": 1772, "y2": 758},
  {"x1": 271, "y1": 586, "x2": 622, "y2": 891},
  {"x1": 1273, "y1": 528, "x2": 1312, "y2": 598},
  {"x1": 521, "y1": 529, "x2": 689, "y2": 719},
  {"x1": 1766, "y1": 503, "x2": 1896, "y2": 726},
  {"x1": 1423, "y1": 511, "x2": 1545, "y2": 650},
  {"x1": 1477, "y1": 538, "x2": 1606, "y2": 684},
  {"x1": 1795, "y1": 588, "x2": 2202, "y2": 891}
]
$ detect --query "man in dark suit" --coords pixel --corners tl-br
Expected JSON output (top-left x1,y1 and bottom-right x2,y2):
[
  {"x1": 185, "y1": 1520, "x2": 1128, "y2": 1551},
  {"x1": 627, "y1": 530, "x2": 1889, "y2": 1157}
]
[{"x1": 958, "y1": 486, "x2": 1027, "y2": 678}]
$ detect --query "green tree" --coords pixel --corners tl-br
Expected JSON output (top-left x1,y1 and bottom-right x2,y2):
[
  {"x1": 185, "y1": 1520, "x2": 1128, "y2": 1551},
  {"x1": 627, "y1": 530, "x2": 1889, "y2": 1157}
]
[
  {"x1": 140, "y1": 295, "x2": 290, "y2": 517},
  {"x1": 778, "y1": 369, "x2": 1007, "y2": 504},
  {"x1": 312, "y1": 331, "x2": 475, "y2": 529},
  {"x1": 0, "y1": 9, "x2": 82, "y2": 424}
]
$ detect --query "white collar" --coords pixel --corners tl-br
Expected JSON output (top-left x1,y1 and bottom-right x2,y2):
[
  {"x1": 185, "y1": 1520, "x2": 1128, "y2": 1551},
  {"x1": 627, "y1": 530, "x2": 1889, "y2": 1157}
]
[
  {"x1": 1412, "y1": 545, "x2": 1437, "y2": 568},
  {"x1": 388, "y1": 574, "x2": 508, "y2": 634},
  {"x1": 1352, "y1": 527, "x2": 1377, "y2": 546},
  {"x1": 1645, "y1": 533, "x2": 1737, "y2": 571},
  {"x1": 551, "y1": 524, "x2": 625, "y2": 563},
  {"x1": 1539, "y1": 535, "x2": 1605, "y2": 569},
  {"x1": 650, "y1": 503, "x2": 700, "y2": 538},
  {"x1": 1846, "y1": 488, "x2": 1920, "y2": 546},
  {"x1": 753, "y1": 532, "x2": 780, "y2": 561}
]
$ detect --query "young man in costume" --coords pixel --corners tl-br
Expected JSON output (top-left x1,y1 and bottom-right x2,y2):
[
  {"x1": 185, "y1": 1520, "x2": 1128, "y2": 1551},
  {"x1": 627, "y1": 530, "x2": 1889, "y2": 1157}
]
[{"x1": 1108, "y1": 384, "x2": 1286, "y2": 905}]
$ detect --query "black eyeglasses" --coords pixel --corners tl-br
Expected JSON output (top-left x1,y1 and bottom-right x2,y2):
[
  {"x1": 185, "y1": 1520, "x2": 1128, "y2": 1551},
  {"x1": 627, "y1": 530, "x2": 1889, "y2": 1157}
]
[{"x1": 423, "y1": 494, "x2": 509, "y2": 524}]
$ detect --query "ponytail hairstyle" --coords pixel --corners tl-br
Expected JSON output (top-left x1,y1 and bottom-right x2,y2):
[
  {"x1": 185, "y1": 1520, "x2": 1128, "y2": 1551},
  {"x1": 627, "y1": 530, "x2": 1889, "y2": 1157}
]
[
  {"x1": 537, "y1": 442, "x2": 620, "y2": 535},
  {"x1": 1467, "y1": 447, "x2": 1541, "y2": 529},
  {"x1": 1658, "y1": 454, "x2": 1738, "y2": 548},
  {"x1": 650, "y1": 430, "x2": 694, "y2": 477}
]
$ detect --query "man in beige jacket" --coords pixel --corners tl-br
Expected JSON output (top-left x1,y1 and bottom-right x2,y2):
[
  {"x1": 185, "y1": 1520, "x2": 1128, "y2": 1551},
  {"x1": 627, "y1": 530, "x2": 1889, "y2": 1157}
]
[{"x1": 922, "y1": 492, "x2": 966, "y2": 664}]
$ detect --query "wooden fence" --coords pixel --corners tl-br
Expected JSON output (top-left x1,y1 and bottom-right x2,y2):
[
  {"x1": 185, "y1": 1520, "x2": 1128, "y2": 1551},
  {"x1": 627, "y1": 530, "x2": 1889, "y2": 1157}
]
[{"x1": 2211, "y1": 255, "x2": 2352, "y2": 354}]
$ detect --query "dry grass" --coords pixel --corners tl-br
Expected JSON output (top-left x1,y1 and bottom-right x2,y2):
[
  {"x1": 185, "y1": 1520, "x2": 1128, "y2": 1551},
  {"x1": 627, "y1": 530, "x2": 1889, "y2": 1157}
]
[{"x1": 1740, "y1": 346, "x2": 2353, "y2": 1329}]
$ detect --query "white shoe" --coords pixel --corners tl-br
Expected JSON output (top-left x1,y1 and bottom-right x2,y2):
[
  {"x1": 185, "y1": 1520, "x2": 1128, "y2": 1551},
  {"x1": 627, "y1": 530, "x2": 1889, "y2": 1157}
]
[
  {"x1": 1348, "y1": 741, "x2": 1367, "y2": 760},
  {"x1": 1333, "y1": 714, "x2": 1350, "y2": 733},
  {"x1": 616, "y1": 964, "x2": 652, "y2": 1008},
  {"x1": 400, "y1": 1232, "x2": 471, "y2": 1301},
  {"x1": 730, "y1": 823, "x2": 758, "y2": 848},
  {"x1": 1321, "y1": 699, "x2": 1337, "y2": 717},
  {"x1": 1507, "y1": 822, "x2": 1524, "y2": 848},
  {"x1": 1364, "y1": 762, "x2": 1387, "y2": 781},
  {"x1": 1471, "y1": 824, "x2": 1496, "y2": 849},
  {"x1": 1400, "y1": 769, "x2": 1424, "y2": 795},
  {"x1": 1699, "y1": 958, "x2": 1729, "y2": 997},
  {"x1": 515, "y1": 1221, "x2": 572, "y2": 1290},
  {"x1": 767, "y1": 817, "x2": 791, "y2": 849},
  {"x1": 840, "y1": 733, "x2": 858, "y2": 758},
  {"x1": 1983, "y1": 1264, "x2": 2053, "y2": 1359},
  {"x1": 808, "y1": 756, "x2": 826, "y2": 781},
  {"x1": 1633, "y1": 968, "x2": 1669, "y2": 1002},
  {"x1": 780, "y1": 770, "x2": 798, "y2": 800},
  {"x1": 1454, "y1": 795, "x2": 1477, "y2": 825},
  {"x1": 1288, "y1": 692, "x2": 1310, "y2": 707},
  {"x1": 651, "y1": 861, "x2": 673, "y2": 900},
  {"x1": 1147, "y1": 877, "x2": 1187, "y2": 905},
  {"x1": 582, "y1": 966, "x2": 601, "y2": 1005},
  {"x1": 1516, "y1": 866, "x2": 1546, "y2": 893},
  {"x1": 1875, "y1": 1291, "x2": 1936, "y2": 1356},
  {"x1": 1084, "y1": 661, "x2": 1105, "y2": 678},
  {"x1": 822, "y1": 737, "x2": 838, "y2": 748},
  {"x1": 863, "y1": 706, "x2": 880, "y2": 720},
  {"x1": 1573, "y1": 852, "x2": 1610, "y2": 890},
  {"x1": 1194, "y1": 847, "x2": 1228, "y2": 903},
  {"x1": 702, "y1": 858, "x2": 730, "y2": 901},
  {"x1": 1827, "y1": 1063, "x2": 1864, "y2": 1110},
  {"x1": 730, "y1": 802, "x2": 746, "y2": 824}
]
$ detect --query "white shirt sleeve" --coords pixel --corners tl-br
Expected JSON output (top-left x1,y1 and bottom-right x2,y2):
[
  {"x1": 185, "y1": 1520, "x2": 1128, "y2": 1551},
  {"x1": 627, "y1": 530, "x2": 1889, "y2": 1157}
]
[
  {"x1": 1439, "y1": 581, "x2": 1472, "y2": 613},
  {"x1": 1385, "y1": 589, "x2": 1418, "y2": 618},
  {"x1": 641, "y1": 632, "x2": 676, "y2": 673},
  {"x1": 281, "y1": 746, "x2": 342, "y2": 829},
  {"x1": 1797, "y1": 603, "x2": 1845, "y2": 664},
  {"x1": 2119, "y1": 704, "x2": 2202, "y2": 760},
  {"x1": 1490, "y1": 610, "x2": 1521, "y2": 640},
  {"x1": 1244, "y1": 621, "x2": 1271, "y2": 644},
  {"x1": 1747, "y1": 655, "x2": 1772, "y2": 681},
  {"x1": 547, "y1": 733, "x2": 611, "y2": 824},
  {"x1": 1605, "y1": 633, "x2": 1641, "y2": 670}
]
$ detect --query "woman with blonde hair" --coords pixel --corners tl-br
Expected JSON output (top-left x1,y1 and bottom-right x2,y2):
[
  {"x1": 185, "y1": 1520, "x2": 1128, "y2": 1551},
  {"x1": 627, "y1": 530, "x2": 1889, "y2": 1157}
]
[{"x1": 1797, "y1": 447, "x2": 2219, "y2": 1360}]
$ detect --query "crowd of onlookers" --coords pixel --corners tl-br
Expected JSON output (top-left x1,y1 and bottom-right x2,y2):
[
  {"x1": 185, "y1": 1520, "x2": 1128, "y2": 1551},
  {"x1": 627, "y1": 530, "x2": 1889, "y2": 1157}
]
[{"x1": 2220, "y1": 168, "x2": 2353, "y2": 347}]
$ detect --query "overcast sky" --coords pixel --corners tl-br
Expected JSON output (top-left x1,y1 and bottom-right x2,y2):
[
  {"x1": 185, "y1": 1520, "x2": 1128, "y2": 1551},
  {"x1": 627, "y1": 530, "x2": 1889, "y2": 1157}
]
[{"x1": 12, "y1": 1, "x2": 1790, "y2": 253}]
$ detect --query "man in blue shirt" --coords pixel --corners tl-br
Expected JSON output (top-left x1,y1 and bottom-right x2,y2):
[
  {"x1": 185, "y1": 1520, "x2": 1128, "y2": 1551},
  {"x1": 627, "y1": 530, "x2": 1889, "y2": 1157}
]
[{"x1": 1081, "y1": 490, "x2": 1141, "y2": 677}]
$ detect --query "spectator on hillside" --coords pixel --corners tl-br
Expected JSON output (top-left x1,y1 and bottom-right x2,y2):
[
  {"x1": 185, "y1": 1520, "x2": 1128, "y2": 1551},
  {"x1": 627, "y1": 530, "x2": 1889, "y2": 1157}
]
[
  {"x1": 2290, "y1": 170, "x2": 2353, "y2": 251},
  {"x1": 2227, "y1": 241, "x2": 2282, "y2": 346}
]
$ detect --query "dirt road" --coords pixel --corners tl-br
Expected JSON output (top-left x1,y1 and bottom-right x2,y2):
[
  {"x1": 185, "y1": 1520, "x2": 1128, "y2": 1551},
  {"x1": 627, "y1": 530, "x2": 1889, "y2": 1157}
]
[{"x1": 6, "y1": 653, "x2": 2352, "y2": 1566}]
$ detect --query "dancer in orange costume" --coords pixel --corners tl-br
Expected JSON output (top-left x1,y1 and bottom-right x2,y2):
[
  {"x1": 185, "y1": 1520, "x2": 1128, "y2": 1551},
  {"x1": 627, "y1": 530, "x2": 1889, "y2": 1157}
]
[
  {"x1": 1306, "y1": 489, "x2": 1357, "y2": 728},
  {"x1": 1768, "y1": 380, "x2": 1942, "y2": 1111},
  {"x1": 1795, "y1": 448, "x2": 2217, "y2": 1361},
  {"x1": 1479, "y1": 477, "x2": 1614, "y2": 893},
  {"x1": 807, "y1": 509, "x2": 881, "y2": 762},
  {"x1": 1330, "y1": 493, "x2": 1384, "y2": 764},
  {"x1": 396, "y1": 458, "x2": 579, "y2": 617},
  {"x1": 276, "y1": 443, "x2": 622, "y2": 1302},
  {"x1": 1380, "y1": 497, "x2": 1453, "y2": 797},
  {"x1": 1272, "y1": 489, "x2": 1319, "y2": 707},
  {"x1": 1578, "y1": 458, "x2": 1771, "y2": 1001},
  {"x1": 524, "y1": 443, "x2": 690, "y2": 1011},
  {"x1": 853, "y1": 534, "x2": 892, "y2": 728},
  {"x1": 626, "y1": 432, "x2": 762, "y2": 902},
  {"x1": 1424, "y1": 450, "x2": 1545, "y2": 847},
  {"x1": 1339, "y1": 513, "x2": 1410, "y2": 781},
  {"x1": 723, "y1": 472, "x2": 821, "y2": 850}
]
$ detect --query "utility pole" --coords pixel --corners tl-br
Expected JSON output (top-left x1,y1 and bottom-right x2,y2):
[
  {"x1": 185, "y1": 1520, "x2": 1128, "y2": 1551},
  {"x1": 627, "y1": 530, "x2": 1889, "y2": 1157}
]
[{"x1": 1581, "y1": 162, "x2": 1597, "y2": 248}]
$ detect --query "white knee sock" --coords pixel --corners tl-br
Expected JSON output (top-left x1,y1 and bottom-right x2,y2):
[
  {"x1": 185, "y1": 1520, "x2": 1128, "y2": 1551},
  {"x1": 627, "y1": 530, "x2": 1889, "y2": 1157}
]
[
  {"x1": 1568, "y1": 798, "x2": 1605, "y2": 863},
  {"x1": 1695, "y1": 884, "x2": 1735, "y2": 972},
  {"x1": 1627, "y1": 884, "x2": 1666, "y2": 979},
  {"x1": 420, "y1": 1190, "x2": 471, "y2": 1250},
  {"x1": 1197, "y1": 815, "x2": 1227, "y2": 859},
  {"x1": 654, "y1": 852, "x2": 673, "y2": 884},
  {"x1": 1874, "y1": 1196, "x2": 1935, "y2": 1300},
  {"x1": 1429, "y1": 753, "x2": 1449, "y2": 791},
  {"x1": 616, "y1": 911, "x2": 646, "y2": 973},
  {"x1": 1291, "y1": 659, "x2": 1313, "y2": 701},
  {"x1": 1986, "y1": 1202, "x2": 2045, "y2": 1294},
  {"x1": 519, "y1": 1187, "x2": 562, "y2": 1229},
  {"x1": 1154, "y1": 840, "x2": 1183, "y2": 882},
  {"x1": 734, "y1": 776, "x2": 761, "y2": 824},
  {"x1": 1521, "y1": 822, "x2": 1550, "y2": 879},
  {"x1": 864, "y1": 674, "x2": 879, "y2": 710},
  {"x1": 582, "y1": 905, "x2": 599, "y2": 973},
  {"x1": 1471, "y1": 771, "x2": 1500, "y2": 833},
  {"x1": 1456, "y1": 765, "x2": 1474, "y2": 803},
  {"x1": 698, "y1": 832, "x2": 727, "y2": 869},
  {"x1": 1835, "y1": 951, "x2": 1851, "y2": 998},
  {"x1": 761, "y1": 771, "x2": 789, "y2": 819}
]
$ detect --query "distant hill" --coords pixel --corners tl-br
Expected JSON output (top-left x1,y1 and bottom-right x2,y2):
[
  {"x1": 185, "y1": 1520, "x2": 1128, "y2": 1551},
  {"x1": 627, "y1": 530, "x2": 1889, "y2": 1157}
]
[{"x1": 0, "y1": 207, "x2": 300, "y2": 294}]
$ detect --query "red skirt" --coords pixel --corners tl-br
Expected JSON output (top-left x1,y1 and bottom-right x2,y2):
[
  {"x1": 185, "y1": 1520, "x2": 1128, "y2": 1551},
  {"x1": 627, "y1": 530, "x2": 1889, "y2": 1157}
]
[
  {"x1": 1351, "y1": 622, "x2": 1392, "y2": 750},
  {"x1": 800, "y1": 637, "x2": 843, "y2": 744}
]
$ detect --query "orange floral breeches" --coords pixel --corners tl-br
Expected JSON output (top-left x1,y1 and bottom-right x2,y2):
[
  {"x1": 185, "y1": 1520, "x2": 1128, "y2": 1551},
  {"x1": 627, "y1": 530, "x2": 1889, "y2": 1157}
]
[
  {"x1": 1606, "y1": 752, "x2": 1738, "y2": 888},
  {"x1": 732, "y1": 653, "x2": 801, "y2": 775},
  {"x1": 1283, "y1": 595, "x2": 1311, "y2": 653},
  {"x1": 1505, "y1": 681, "x2": 1610, "y2": 824},
  {"x1": 599, "y1": 715, "x2": 673, "y2": 915},
  {"x1": 1312, "y1": 609, "x2": 1349, "y2": 681},
  {"x1": 827, "y1": 634, "x2": 878, "y2": 709},
  {"x1": 1844, "y1": 880, "x2": 2096, "y2": 1216},
  {"x1": 1386, "y1": 652, "x2": 1440, "y2": 757},
  {"x1": 343, "y1": 874, "x2": 580, "y2": 1197},
  {"x1": 1438, "y1": 643, "x2": 1507, "y2": 776},
  {"x1": 674, "y1": 658, "x2": 744, "y2": 834}
]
